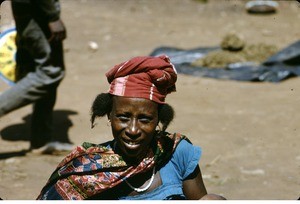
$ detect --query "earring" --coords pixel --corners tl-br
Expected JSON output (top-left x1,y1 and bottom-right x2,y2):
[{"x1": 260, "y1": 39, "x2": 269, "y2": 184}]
[{"x1": 107, "y1": 119, "x2": 111, "y2": 127}]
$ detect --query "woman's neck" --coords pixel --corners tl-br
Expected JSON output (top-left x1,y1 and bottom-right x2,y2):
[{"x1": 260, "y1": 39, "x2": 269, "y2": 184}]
[{"x1": 112, "y1": 139, "x2": 156, "y2": 166}]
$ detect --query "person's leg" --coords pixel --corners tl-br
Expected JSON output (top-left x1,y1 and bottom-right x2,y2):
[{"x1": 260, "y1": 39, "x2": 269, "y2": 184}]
[
  {"x1": 30, "y1": 85, "x2": 57, "y2": 149},
  {"x1": 30, "y1": 32, "x2": 66, "y2": 149},
  {"x1": 0, "y1": 19, "x2": 65, "y2": 117},
  {"x1": 0, "y1": 19, "x2": 66, "y2": 151}
]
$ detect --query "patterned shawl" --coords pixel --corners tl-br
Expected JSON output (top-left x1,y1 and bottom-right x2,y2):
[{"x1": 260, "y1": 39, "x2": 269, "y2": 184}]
[{"x1": 37, "y1": 132, "x2": 186, "y2": 200}]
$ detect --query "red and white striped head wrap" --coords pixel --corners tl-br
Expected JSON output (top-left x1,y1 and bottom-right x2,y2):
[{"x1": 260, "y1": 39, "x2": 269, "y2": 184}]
[{"x1": 106, "y1": 55, "x2": 177, "y2": 104}]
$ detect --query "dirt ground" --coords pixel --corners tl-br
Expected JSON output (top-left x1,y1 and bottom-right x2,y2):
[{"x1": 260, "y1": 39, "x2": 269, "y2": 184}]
[{"x1": 0, "y1": 0, "x2": 299, "y2": 200}]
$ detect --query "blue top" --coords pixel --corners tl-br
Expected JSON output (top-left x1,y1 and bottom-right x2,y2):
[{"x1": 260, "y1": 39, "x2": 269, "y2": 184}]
[{"x1": 119, "y1": 139, "x2": 202, "y2": 200}]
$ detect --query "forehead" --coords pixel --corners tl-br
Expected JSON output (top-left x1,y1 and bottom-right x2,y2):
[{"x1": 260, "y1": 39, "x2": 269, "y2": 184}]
[{"x1": 112, "y1": 96, "x2": 158, "y2": 113}]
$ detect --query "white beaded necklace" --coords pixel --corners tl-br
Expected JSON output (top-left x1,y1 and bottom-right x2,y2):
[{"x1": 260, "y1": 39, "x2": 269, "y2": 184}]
[{"x1": 125, "y1": 167, "x2": 156, "y2": 193}]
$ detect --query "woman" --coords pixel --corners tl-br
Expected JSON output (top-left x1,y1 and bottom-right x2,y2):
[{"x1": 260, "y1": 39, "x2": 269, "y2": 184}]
[{"x1": 37, "y1": 55, "x2": 226, "y2": 200}]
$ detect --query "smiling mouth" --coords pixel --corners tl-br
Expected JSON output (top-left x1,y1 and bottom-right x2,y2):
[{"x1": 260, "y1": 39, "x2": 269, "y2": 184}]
[{"x1": 123, "y1": 139, "x2": 140, "y2": 149}]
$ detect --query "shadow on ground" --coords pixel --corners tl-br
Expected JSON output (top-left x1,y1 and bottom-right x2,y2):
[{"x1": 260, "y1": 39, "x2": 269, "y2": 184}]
[{"x1": 0, "y1": 109, "x2": 77, "y2": 159}]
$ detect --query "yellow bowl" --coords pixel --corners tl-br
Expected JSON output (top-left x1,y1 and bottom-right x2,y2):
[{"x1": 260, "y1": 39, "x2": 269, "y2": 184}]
[{"x1": 0, "y1": 28, "x2": 16, "y2": 85}]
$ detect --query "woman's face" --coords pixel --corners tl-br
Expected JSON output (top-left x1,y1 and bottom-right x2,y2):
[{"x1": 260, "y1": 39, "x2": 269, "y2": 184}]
[{"x1": 109, "y1": 96, "x2": 159, "y2": 163}]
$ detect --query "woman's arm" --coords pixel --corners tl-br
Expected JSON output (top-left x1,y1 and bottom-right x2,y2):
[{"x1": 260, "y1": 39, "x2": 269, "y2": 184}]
[{"x1": 183, "y1": 165, "x2": 226, "y2": 200}]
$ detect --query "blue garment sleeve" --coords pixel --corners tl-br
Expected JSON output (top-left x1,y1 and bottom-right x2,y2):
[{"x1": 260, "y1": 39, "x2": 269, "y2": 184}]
[{"x1": 172, "y1": 139, "x2": 202, "y2": 180}]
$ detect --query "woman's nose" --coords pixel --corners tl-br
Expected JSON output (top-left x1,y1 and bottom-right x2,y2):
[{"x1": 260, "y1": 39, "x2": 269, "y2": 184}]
[{"x1": 126, "y1": 119, "x2": 140, "y2": 136}]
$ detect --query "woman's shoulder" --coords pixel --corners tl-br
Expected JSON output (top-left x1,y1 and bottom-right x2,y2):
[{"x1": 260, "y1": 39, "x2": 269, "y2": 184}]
[
  {"x1": 162, "y1": 132, "x2": 198, "y2": 151},
  {"x1": 167, "y1": 133, "x2": 202, "y2": 179},
  {"x1": 172, "y1": 135, "x2": 201, "y2": 160}
]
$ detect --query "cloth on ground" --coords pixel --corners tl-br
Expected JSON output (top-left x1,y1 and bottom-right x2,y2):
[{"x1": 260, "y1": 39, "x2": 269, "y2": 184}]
[{"x1": 150, "y1": 40, "x2": 300, "y2": 83}]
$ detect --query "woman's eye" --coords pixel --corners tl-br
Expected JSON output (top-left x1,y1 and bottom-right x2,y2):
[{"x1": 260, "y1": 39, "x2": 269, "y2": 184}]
[
  {"x1": 139, "y1": 117, "x2": 151, "y2": 123},
  {"x1": 117, "y1": 115, "x2": 129, "y2": 121}
]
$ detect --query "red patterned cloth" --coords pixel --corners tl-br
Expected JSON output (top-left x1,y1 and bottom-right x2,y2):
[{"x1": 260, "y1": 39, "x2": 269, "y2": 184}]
[
  {"x1": 37, "y1": 132, "x2": 187, "y2": 200},
  {"x1": 106, "y1": 55, "x2": 177, "y2": 104}
]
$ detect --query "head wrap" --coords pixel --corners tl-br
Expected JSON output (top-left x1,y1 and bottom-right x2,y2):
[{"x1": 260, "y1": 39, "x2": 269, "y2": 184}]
[{"x1": 106, "y1": 55, "x2": 177, "y2": 104}]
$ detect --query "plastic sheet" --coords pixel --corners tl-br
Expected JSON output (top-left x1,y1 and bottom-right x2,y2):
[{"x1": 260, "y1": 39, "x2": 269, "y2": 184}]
[{"x1": 150, "y1": 40, "x2": 300, "y2": 83}]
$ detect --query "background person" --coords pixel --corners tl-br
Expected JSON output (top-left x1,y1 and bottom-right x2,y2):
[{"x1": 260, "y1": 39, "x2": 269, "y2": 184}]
[{"x1": 0, "y1": 0, "x2": 73, "y2": 153}]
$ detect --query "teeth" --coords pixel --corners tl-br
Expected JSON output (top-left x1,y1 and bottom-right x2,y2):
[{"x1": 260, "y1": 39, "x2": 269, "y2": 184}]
[
  {"x1": 124, "y1": 140, "x2": 139, "y2": 148},
  {"x1": 124, "y1": 140, "x2": 138, "y2": 145}
]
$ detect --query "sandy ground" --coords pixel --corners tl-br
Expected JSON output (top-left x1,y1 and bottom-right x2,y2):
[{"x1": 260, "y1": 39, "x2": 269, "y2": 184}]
[{"x1": 0, "y1": 0, "x2": 299, "y2": 200}]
